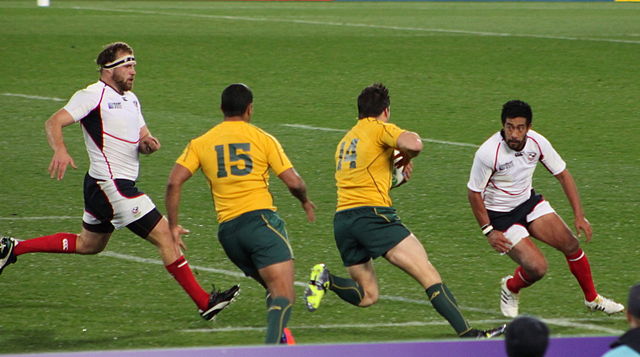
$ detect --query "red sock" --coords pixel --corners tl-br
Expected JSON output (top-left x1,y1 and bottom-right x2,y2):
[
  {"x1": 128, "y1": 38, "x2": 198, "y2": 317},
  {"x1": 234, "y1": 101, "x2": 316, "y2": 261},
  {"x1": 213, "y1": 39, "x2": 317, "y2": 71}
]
[
  {"x1": 13, "y1": 233, "x2": 78, "y2": 256},
  {"x1": 566, "y1": 249, "x2": 598, "y2": 302},
  {"x1": 165, "y1": 256, "x2": 210, "y2": 310},
  {"x1": 507, "y1": 266, "x2": 534, "y2": 294}
]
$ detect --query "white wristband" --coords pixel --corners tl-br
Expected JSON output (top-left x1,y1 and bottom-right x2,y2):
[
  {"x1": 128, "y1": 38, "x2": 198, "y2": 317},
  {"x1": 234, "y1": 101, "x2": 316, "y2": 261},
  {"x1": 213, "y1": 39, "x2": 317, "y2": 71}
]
[{"x1": 482, "y1": 224, "x2": 494, "y2": 236}]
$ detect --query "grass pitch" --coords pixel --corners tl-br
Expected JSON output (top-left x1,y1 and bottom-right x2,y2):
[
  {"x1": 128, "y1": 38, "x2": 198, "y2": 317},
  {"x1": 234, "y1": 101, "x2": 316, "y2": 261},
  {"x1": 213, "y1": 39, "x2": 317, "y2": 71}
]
[{"x1": 0, "y1": 1, "x2": 638, "y2": 353}]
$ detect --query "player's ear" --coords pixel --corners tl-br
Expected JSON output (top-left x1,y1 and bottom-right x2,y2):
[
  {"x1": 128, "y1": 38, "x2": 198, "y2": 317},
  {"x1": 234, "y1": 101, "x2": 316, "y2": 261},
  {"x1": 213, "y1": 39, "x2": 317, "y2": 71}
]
[{"x1": 246, "y1": 103, "x2": 254, "y2": 117}]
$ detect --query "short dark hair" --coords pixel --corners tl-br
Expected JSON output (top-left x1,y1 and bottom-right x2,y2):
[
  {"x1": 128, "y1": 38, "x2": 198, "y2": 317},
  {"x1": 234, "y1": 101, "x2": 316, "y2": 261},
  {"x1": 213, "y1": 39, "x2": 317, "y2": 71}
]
[
  {"x1": 358, "y1": 83, "x2": 390, "y2": 119},
  {"x1": 505, "y1": 315, "x2": 550, "y2": 357},
  {"x1": 221, "y1": 83, "x2": 253, "y2": 117},
  {"x1": 629, "y1": 283, "x2": 640, "y2": 319},
  {"x1": 501, "y1": 100, "x2": 533, "y2": 125},
  {"x1": 96, "y1": 42, "x2": 134, "y2": 68}
]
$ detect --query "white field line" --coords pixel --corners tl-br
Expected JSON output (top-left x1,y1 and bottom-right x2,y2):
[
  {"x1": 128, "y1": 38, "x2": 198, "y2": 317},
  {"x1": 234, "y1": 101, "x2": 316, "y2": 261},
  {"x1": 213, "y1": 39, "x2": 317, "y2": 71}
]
[
  {"x1": 0, "y1": 93, "x2": 477, "y2": 148},
  {"x1": 0, "y1": 216, "x2": 77, "y2": 221},
  {"x1": 1, "y1": 95, "x2": 625, "y2": 334},
  {"x1": 283, "y1": 123, "x2": 479, "y2": 148},
  {"x1": 67, "y1": 6, "x2": 640, "y2": 45},
  {"x1": 181, "y1": 318, "x2": 624, "y2": 334},
  {"x1": 2, "y1": 93, "x2": 65, "y2": 102},
  {"x1": 99, "y1": 251, "x2": 623, "y2": 334}
]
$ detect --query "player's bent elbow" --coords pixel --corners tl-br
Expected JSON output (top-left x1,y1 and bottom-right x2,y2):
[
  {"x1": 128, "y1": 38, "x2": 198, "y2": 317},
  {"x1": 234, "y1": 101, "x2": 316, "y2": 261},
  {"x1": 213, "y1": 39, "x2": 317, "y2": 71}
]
[{"x1": 397, "y1": 132, "x2": 423, "y2": 156}]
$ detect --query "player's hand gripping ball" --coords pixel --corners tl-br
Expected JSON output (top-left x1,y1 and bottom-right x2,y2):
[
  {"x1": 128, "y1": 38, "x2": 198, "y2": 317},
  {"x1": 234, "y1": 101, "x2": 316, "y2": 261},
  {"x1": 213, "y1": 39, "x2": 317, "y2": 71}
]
[{"x1": 391, "y1": 149, "x2": 408, "y2": 188}]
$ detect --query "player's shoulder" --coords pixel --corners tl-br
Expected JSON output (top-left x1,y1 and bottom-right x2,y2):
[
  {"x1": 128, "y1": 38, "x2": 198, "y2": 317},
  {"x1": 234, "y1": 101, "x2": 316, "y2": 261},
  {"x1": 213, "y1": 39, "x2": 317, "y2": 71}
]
[
  {"x1": 374, "y1": 118, "x2": 402, "y2": 130},
  {"x1": 187, "y1": 123, "x2": 219, "y2": 146},
  {"x1": 526, "y1": 129, "x2": 553, "y2": 147},
  {"x1": 361, "y1": 117, "x2": 404, "y2": 137},
  {"x1": 248, "y1": 123, "x2": 281, "y2": 143},
  {"x1": 476, "y1": 131, "x2": 503, "y2": 153},
  {"x1": 526, "y1": 129, "x2": 548, "y2": 141},
  {"x1": 72, "y1": 81, "x2": 105, "y2": 96},
  {"x1": 124, "y1": 90, "x2": 140, "y2": 101}
]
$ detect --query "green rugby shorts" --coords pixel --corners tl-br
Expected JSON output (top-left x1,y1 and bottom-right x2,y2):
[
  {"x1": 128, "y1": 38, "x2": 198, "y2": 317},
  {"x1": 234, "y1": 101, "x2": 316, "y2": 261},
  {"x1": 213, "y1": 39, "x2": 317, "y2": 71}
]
[
  {"x1": 333, "y1": 206, "x2": 410, "y2": 266},
  {"x1": 218, "y1": 209, "x2": 293, "y2": 277}
]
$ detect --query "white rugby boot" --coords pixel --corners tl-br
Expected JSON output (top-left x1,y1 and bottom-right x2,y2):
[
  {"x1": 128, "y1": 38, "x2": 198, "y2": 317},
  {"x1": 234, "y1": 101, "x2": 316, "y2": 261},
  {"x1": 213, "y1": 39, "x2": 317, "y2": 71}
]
[
  {"x1": 585, "y1": 294, "x2": 624, "y2": 315},
  {"x1": 500, "y1": 275, "x2": 520, "y2": 318}
]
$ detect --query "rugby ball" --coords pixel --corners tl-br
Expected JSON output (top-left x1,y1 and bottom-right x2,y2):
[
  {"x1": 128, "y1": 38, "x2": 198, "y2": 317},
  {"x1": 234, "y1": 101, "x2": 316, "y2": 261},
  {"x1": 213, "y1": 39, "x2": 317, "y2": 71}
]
[{"x1": 391, "y1": 150, "x2": 406, "y2": 188}]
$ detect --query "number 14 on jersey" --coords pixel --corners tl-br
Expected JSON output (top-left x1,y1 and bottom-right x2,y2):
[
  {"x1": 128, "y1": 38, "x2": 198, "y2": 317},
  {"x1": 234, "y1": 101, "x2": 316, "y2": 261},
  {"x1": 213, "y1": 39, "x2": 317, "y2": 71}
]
[{"x1": 337, "y1": 138, "x2": 359, "y2": 170}]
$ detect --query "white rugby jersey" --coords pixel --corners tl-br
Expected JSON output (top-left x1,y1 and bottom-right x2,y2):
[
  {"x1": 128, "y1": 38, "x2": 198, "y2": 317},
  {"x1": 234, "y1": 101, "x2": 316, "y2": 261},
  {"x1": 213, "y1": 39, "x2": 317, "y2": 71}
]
[
  {"x1": 64, "y1": 81, "x2": 145, "y2": 181},
  {"x1": 467, "y1": 129, "x2": 566, "y2": 212}
]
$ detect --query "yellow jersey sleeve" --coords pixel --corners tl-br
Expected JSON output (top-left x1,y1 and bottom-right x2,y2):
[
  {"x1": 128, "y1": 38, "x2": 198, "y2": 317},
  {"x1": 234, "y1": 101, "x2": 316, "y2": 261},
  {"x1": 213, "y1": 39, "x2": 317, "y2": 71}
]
[
  {"x1": 335, "y1": 118, "x2": 405, "y2": 211},
  {"x1": 175, "y1": 121, "x2": 293, "y2": 223},
  {"x1": 264, "y1": 132, "x2": 293, "y2": 176},
  {"x1": 176, "y1": 141, "x2": 201, "y2": 174}
]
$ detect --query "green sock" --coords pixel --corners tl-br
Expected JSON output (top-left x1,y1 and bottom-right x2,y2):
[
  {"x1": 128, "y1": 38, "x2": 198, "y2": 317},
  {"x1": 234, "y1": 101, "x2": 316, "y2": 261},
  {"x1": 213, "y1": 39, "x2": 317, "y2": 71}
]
[
  {"x1": 329, "y1": 274, "x2": 364, "y2": 306},
  {"x1": 265, "y1": 296, "x2": 292, "y2": 344},
  {"x1": 426, "y1": 283, "x2": 471, "y2": 336},
  {"x1": 265, "y1": 292, "x2": 272, "y2": 308}
]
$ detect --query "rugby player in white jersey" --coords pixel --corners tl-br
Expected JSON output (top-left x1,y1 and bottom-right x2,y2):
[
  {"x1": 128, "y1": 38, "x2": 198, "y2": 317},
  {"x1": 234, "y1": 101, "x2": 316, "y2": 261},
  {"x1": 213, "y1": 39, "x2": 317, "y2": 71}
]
[
  {"x1": 0, "y1": 42, "x2": 239, "y2": 321},
  {"x1": 467, "y1": 100, "x2": 624, "y2": 317}
]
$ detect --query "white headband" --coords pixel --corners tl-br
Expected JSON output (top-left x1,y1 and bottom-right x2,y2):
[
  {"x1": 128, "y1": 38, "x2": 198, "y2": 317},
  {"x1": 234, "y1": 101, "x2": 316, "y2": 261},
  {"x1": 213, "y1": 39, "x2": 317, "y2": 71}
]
[{"x1": 102, "y1": 54, "x2": 136, "y2": 69}]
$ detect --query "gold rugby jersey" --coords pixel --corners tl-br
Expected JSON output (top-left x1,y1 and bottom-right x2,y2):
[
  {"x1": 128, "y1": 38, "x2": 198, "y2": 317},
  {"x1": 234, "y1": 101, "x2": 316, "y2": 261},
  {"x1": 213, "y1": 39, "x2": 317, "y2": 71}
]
[
  {"x1": 335, "y1": 117, "x2": 405, "y2": 211},
  {"x1": 176, "y1": 120, "x2": 292, "y2": 222}
]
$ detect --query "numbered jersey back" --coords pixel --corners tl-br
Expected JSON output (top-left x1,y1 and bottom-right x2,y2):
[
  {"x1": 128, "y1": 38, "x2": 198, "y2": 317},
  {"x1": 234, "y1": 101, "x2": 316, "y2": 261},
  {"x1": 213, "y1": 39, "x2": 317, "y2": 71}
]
[
  {"x1": 335, "y1": 117, "x2": 405, "y2": 211},
  {"x1": 176, "y1": 120, "x2": 293, "y2": 222}
]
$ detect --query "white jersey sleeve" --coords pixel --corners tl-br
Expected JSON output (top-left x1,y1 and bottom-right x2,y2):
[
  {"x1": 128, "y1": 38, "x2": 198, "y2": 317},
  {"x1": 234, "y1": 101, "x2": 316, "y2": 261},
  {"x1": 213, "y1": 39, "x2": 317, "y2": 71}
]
[
  {"x1": 529, "y1": 131, "x2": 566, "y2": 175},
  {"x1": 63, "y1": 83, "x2": 104, "y2": 122},
  {"x1": 467, "y1": 133, "x2": 499, "y2": 193},
  {"x1": 128, "y1": 92, "x2": 146, "y2": 129}
]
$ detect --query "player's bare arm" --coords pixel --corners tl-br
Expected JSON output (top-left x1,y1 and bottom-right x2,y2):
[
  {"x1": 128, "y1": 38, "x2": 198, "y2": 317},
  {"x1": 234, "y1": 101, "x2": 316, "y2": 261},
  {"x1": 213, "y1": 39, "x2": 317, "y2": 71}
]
[
  {"x1": 394, "y1": 131, "x2": 423, "y2": 180},
  {"x1": 278, "y1": 168, "x2": 316, "y2": 222},
  {"x1": 396, "y1": 131, "x2": 423, "y2": 159},
  {"x1": 554, "y1": 169, "x2": 592, "y2": 242},
  {"x1": 467, "y1": 189, "x2": 512, "y2": 253},
  {"x1": 138, "y1": 125, "x2": 161, "y2": 155},
  {"x1": 165, "y1": 163, "x2": 193, "y2": 250},
  {"x1": 45, "y1": 108, "x2": 77, "y2": 180}
]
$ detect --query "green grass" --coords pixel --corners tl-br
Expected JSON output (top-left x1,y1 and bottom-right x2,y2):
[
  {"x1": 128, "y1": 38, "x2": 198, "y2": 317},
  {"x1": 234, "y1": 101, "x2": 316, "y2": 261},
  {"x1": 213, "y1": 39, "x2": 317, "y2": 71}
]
[{"x1": 1, "y1": 1, "x2": 639, "y2": 353}]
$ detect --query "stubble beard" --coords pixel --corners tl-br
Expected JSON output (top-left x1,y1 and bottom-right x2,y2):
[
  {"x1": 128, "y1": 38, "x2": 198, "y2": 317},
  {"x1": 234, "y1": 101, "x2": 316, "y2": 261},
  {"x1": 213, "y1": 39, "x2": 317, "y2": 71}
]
[{"x1": 114, "y1": 77, "x2": 133, "y2": 92}]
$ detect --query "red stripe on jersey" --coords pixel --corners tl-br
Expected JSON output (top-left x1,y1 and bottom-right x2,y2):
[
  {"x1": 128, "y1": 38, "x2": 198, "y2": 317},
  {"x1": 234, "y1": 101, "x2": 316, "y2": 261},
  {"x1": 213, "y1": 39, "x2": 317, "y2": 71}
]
[
  {"x1": 81, "y1": 86, "x2": 114, "y2": 179},
  {"x1": 493, "y1": 142, "x2": 501, "y2": 172},
  {"x1": 103, "y1": 131, "x2": 140, "y2": 144},
  {"x1": 487, "y1": 180, "x2": 529, "y2": 196},
  {"x1": 526, "y1": 135, "x2": 554, "y2": 174}
]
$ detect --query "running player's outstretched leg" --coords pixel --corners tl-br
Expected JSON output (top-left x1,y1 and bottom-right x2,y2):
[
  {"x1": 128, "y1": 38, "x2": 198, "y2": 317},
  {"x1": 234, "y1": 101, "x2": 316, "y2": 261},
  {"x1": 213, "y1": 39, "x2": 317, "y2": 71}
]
[
  {"x1": 304, "y1": 262, "x2": 371, "y2": 311},
  {"x1": 529, "y1": 214, "x2": 624, "y2": 315},
  {"x1": 385, "y1": 234, "x2": 505, "y2": 338},
  {"x1": 259, "y1": 260, "x2": 295, "y2": 344}
]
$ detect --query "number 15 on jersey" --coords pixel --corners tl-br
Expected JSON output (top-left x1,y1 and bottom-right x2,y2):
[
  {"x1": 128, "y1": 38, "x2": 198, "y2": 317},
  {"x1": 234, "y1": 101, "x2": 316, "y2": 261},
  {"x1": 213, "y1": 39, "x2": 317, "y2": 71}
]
[{"x1": 215, "y1": 143, "x2": 253, "y2": 178}]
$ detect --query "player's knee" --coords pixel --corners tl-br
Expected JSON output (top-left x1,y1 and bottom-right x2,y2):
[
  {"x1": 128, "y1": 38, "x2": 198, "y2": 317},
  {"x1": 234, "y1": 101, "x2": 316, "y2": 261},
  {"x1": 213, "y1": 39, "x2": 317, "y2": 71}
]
[
  {"x1": 527, "y1": 261, "x2": 548, "y2": 281},
  {"x1": 75, "y1": 233, "x2": 107, "y2": 254},
  {"x1": 561, "y1": 237, "x2": 580, "y2": 255}
]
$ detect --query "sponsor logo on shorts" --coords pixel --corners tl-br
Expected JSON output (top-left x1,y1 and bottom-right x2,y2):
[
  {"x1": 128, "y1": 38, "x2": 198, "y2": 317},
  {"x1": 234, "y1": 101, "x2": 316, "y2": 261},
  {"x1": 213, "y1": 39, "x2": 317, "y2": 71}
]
[
  {"x1": 62, "y1": 238, "x2": 69, "y2": 251},
  {"x1": 132, "y1": 206, "x2": 140, "y2": 216}
]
